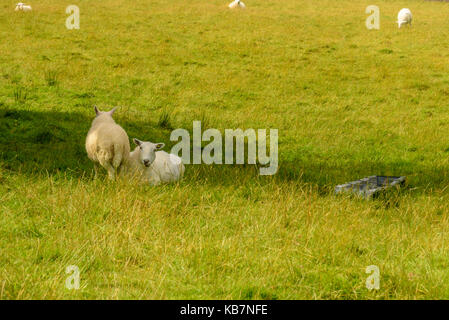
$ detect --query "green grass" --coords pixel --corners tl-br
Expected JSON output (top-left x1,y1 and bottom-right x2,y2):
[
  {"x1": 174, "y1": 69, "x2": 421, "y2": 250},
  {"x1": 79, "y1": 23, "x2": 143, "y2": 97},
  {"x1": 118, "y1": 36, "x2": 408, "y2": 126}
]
[{"x1": 2, "y1": 0, "x2": 449, "y2": 299}]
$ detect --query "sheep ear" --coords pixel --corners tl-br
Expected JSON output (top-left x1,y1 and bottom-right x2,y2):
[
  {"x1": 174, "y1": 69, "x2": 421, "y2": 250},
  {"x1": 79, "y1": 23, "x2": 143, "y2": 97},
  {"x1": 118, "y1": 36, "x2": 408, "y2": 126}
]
[
  {"x1": 155, "y1": 143, "x2": 165, "y2": 150},
  {"x1": 109, "y1": 107, "x2": 117, "y2": 115},
  {"x1": 94, "y1": 105, "x2": 100, "y2": 115},
  {"x1": 133, "y1": 138, "x2": 142, "y2": 146}
]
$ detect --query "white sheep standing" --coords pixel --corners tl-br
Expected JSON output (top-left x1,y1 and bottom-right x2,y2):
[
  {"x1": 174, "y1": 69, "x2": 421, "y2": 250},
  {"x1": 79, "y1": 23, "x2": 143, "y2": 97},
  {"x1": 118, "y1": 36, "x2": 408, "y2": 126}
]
[
  {"x1": 127, "y1": 138, "x2": 185, "y2": 185},
  {"x1": 397, "y1": 8, "x2": 412, "y2": 28},
  {"x1": 228, "y1": 0, "x2": 246, "y2": 9},
  {"x1": 85, "y1": 106, "x2": 130, "y2": 180},
  {"x1": 15, "y1": 3, "x2": 32, "y2": 11}
]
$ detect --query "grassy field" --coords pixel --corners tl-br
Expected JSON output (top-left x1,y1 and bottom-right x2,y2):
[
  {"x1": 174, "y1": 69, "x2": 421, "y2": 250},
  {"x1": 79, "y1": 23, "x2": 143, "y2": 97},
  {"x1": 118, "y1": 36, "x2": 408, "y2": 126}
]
[{"x1": 1, "y1": 0, "x2": 449, "y2": 299}]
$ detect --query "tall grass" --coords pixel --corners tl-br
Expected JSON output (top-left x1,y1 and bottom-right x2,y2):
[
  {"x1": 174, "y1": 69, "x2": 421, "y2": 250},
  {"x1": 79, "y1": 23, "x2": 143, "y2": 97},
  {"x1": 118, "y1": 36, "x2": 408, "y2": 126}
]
[
  {"x1": 44, "y1": 70, "x2": 58, "y2": 87},
  {"x1": 157, "y1": 109, "x2": 173, "y2": 130},
  {"x1": 1, "y1": 0, "x2": 449, "y2": 299},
  {"x1": 13, "y1": 86, "x2": 28, "y2": 103}
]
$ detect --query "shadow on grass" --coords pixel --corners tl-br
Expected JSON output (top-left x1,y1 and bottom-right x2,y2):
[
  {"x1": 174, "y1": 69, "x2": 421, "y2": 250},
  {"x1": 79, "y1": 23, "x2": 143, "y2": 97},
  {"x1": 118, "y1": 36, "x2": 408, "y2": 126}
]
[
  {"x1": 0, "y1": 107, "x2": 279, "y2": 186},
  {"x1": 278, "y1": 157, "x2": 449, "y2": 192},
  {"x1": 1, "y1": 106, "x2": 448, "y2": 191},
  {"x1": 0, "y1": 107, "x2": 173, "y2": 178}
]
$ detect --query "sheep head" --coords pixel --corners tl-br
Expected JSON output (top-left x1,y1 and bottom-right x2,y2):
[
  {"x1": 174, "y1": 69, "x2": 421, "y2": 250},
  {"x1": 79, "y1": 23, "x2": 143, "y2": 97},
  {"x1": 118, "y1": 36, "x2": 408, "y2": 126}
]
[
  {"x1": 94, "y1": 105, "x2": 117, "y2": 117},
  {"x1": 133, "y1": 139, "x2": 165, "y2": 168}
]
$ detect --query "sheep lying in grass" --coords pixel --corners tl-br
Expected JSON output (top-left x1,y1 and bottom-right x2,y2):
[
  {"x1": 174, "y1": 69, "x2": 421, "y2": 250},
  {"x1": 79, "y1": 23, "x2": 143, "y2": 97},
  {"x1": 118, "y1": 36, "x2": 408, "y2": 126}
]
[
  {"x1": 15, "y1": 3, "x2": 32, "y2": 11},
  {"x1": 397, "y1": 8, "x2": 412, "y2": 28},
  {"x1": 127, "y1": 138, "x2": 185, "y2": 185},
  {"x1": 85, "y1": 106, "x2": 130, "y2": 180}
]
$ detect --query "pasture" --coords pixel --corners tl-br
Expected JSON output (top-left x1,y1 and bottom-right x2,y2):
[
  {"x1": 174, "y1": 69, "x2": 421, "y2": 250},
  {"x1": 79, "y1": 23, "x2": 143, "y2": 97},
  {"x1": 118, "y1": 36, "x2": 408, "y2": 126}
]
[{"x1": 1, "y1": 0, "x2": 449, "y2": 299}]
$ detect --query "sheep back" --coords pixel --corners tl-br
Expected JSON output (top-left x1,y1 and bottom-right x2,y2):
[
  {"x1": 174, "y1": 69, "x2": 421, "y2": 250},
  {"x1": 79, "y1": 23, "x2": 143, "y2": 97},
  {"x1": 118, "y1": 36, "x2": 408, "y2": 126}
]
[
  {"x1": 85, "y1": 121, "x2": 130, "y2": 168},
  {"x1": 149, "y1": 151, "x2": 185, "y2": 184}
]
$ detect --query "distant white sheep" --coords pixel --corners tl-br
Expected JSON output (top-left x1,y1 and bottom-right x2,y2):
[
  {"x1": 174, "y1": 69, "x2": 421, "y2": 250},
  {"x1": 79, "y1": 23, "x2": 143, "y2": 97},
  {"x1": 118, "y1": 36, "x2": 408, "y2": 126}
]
[
  {"x1": 85, "y1": 106, "x2": 130, "y2": 180},
  {"x1": 228, "y1": 0, "x2": 246, "y2": 9},
  {"x1": 397, "y1": 8, "x2": 412, "y2": 28},
  {"x1": 15, "y1": 3, "x2": 32, "y2": 11},
  {"x1": 127, "y1": 138, "x2": 185, "y2": 185}
]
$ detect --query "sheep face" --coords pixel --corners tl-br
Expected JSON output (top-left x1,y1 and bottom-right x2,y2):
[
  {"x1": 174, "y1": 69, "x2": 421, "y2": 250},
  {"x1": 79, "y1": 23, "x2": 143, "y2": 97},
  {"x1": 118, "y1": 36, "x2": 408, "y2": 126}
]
[
  {"x1": 133, "y1": 139, "x2": 165, "y2": 168},
  {"x1": 15, "y1": 3, "x2": 23, "y2": 11}
]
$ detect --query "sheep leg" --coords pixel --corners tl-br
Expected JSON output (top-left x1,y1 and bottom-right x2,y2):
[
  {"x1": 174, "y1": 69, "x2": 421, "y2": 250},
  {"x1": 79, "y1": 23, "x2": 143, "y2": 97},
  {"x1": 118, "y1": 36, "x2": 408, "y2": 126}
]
[
  {"x1": 106, "y1": 165, "x2": 116, "y2": 180},
  {"x1": 99, "y1": 160, "x2": 116, "y2": 180},
  {"x1": 93, "y1": 162, "x2": 101, "y2": 179},
  {"x1": 116, "y1": 163, "x2": 126, "y2": 177},
  {"x1": 149, "y1": 176, "x2": 161, "y2": 186}
]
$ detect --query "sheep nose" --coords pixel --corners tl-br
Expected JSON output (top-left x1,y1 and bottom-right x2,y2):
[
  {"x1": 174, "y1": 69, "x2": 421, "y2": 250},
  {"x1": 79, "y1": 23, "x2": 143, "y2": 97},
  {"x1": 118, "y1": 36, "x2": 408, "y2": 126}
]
[{"x1": 143, "y1": 160, "x2": 150, "y2": 166}]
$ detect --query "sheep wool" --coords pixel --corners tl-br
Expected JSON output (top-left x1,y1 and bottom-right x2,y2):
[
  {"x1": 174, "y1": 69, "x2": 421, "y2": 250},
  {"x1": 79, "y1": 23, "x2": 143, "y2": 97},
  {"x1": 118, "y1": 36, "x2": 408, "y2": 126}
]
[
  {"x1": 85, "y1": 106, "x2": 130, "y2": 180},
  {"x1": 397, "y1": 8, "x2": 412, "y2": 28},
  {"x1": 127, "y1": 139, "x2": 185, "y2": 185},
  {"x1": 15, "y1": 3, "x2": 32, "y2": 11},
  {"x1": 148, "y1": 151, "x2": 185, "y2": 185},
  {"x1": 229, "y1": 0, "x2": 245, "y2": 9}
]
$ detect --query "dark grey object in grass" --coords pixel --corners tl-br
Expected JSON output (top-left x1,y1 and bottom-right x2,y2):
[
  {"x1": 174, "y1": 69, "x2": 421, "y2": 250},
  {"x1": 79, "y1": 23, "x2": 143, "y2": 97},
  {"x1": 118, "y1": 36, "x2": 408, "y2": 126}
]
[{"x1": 335, "y1": 176, "x2": 406, "y2": 199}]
